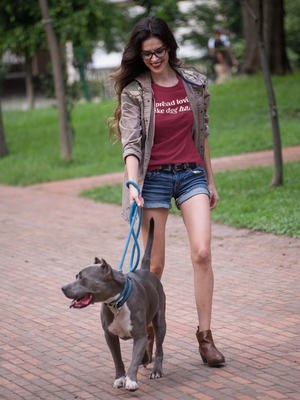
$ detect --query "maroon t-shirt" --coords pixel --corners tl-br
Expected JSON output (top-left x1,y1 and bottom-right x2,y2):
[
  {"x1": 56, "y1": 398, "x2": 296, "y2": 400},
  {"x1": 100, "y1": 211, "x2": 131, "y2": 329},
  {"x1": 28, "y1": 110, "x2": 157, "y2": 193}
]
[{"x1": 147, "y1": 76, "x2": 203, "y2": 172}]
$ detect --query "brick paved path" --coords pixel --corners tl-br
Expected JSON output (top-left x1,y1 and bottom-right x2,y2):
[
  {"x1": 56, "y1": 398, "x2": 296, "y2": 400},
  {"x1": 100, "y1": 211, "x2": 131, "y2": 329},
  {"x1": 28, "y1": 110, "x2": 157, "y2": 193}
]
[{"x1": 1, "y1": 148, "x2": 300, "y2": 400}]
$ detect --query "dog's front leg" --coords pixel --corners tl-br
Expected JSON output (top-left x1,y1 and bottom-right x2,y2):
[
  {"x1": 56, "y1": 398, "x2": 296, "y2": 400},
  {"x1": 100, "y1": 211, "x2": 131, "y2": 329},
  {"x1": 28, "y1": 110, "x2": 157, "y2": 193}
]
[
  {"x1": 104, "y1": 331, "x2": 126, "y2": 388},
  {"x1": 125, "y1": 335, "x2": 147, "y2": 391}
]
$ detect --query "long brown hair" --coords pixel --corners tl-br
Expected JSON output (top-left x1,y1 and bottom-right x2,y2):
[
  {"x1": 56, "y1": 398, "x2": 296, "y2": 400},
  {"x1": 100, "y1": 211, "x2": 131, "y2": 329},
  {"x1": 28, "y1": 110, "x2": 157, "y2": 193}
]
[{"x1": 108, "y1": 17, "x2": 183, "y2": 140}]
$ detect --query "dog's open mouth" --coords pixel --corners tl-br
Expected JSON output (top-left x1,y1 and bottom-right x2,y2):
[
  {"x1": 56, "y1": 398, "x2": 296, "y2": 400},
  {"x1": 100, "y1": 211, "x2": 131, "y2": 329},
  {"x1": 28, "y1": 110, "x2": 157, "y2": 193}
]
[{"x1": 70, "y1": 294, "x2": 93, "y2": 309}]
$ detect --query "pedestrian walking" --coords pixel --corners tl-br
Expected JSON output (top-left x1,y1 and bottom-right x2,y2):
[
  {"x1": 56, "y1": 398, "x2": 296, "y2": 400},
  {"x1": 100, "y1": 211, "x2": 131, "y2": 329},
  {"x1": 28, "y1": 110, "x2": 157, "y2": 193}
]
[
  {"x1": 208, "y1": 26, "x2": 238, "y2": 84},
  {"x1": 109, "y1": 16, "x2": 225, "y2": 367}
]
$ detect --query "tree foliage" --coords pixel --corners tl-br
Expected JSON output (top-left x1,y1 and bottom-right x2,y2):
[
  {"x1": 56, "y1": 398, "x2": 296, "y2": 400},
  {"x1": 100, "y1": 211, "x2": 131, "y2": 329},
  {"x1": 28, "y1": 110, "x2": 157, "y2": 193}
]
[
  {"x1": 48, "y1": 0, "x2": 130, "y2": 55},
  {"x1": 218, "y1": 0, "x2": 243, "y2": 39},
  {"x1": 132, "y1": 0, "x2": 183, "y2": 30},
  {"x1": 0, "y1": 1, "x2": 46, "y2": 58},
  {"x1": 0, "y1": 0, "x2": 130, "y2": 61},
  {"x1": 284, "y1": 0, "x2": 300, "y2": 69}
]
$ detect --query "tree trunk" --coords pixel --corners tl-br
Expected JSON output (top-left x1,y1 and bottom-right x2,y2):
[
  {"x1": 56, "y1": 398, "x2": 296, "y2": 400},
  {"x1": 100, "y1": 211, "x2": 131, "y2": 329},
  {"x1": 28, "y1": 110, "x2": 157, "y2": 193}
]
[
  {"x1": 0, "y1": 102, "x2": 8, "y2": 157},
  {"x1": 38, "y1": 0, "x2": 72, "y2": 161},
  {"x1": 263, "y1": 0, "x2": 291, "y2": 75},
  {"x1": 241, "y1": 0, "x2": 291, "y2": 75},
  {"x1": 25, "y1": 57, "x2": 34, "y2": 110},
  {"x1": 253, "y1": 0, "x2": 283, "y2": 186},
  {"x1": 240, "y1": 0, "x2": 260, "y2": 74}
]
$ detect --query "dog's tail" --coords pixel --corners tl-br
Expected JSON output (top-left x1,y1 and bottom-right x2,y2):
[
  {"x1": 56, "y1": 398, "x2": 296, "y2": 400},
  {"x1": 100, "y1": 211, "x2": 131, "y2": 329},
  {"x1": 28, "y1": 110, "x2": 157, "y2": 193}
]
[{"x1": 140, "y1": 218, "x2": 154, "y2": 271}]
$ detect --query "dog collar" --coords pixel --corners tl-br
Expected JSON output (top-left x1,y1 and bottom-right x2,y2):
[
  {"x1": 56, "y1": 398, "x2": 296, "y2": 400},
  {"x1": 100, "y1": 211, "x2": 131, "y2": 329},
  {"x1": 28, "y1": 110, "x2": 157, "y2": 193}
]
[{"x1": 105, "y1": 275, "x2": 132, "y2": 310}]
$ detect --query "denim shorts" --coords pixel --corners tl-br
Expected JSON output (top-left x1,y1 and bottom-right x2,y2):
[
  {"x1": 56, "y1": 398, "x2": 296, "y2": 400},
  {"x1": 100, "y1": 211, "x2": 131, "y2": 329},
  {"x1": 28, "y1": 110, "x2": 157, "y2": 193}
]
[{"x1": 142, "y1": 166, "x2": 210, "y2": 210}]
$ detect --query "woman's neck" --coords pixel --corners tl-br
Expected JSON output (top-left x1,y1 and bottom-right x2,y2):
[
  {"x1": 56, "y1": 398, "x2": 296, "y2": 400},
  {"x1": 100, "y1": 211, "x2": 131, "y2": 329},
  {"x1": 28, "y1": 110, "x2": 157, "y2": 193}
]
[{"x1": 150, "y1": 65, "x2": 178, "y2": 87}]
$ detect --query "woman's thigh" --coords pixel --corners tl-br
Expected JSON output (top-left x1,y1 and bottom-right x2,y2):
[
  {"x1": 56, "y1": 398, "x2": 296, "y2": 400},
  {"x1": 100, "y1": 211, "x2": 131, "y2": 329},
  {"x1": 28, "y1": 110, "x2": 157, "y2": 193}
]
[{"x1": 180, "y1": 194, "x2": 211, "y2": 256}]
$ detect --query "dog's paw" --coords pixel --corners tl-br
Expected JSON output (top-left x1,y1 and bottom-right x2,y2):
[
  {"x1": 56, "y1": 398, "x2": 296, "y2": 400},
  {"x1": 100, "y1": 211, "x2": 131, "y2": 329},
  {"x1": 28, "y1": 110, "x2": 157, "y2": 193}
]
[
  {"x1": 113, "y1": 376, "x2": 126, "y2": 388},
  {"x1": 124, "y1": 376, "x2": 138, "y2": 391},
  {"x1": 150, "y1": 369, "x2": 164, "y2": 379}
]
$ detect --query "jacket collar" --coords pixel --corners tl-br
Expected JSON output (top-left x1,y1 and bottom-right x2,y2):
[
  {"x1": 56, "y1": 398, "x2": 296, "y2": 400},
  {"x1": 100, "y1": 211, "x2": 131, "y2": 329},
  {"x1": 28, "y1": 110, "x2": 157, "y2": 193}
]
[
  {"x1": 135, "y1": 71, "x2": 152, "y2": 91},
  {"x1": 134, "y1": 68, "x2": 206, "y2": 91}
]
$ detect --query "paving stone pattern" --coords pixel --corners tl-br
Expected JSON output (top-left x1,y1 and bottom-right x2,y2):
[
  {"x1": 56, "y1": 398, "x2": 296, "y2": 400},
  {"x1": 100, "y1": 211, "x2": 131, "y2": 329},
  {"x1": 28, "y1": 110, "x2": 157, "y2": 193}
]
[{"x1": 1, "y1": 148, "x2": 300, "y2": 400}]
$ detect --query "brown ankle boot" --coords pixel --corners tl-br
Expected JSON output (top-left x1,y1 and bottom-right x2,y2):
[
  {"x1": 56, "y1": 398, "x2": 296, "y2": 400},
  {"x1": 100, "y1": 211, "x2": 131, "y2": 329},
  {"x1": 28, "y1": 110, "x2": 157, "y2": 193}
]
[
  {"x1": 146, "y1": 325, "x2": 155, "y2": 363},
  {"x1": 196, "y1": 327, "x2": 225, "y2": 366}
]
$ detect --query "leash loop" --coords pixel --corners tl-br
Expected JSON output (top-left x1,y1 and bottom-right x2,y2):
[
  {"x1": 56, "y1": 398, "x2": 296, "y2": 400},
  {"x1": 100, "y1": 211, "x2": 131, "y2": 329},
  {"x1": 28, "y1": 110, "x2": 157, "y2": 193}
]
[{"x1": 119, "y1": 181, "x2": 143, "y2": 273}]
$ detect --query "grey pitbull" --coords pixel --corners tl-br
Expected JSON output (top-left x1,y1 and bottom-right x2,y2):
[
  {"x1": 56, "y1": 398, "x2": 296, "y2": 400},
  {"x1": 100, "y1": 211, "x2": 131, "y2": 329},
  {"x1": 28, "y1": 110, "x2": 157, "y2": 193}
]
[{"x1": 61, "y1": 219, "x2": 166, "y2": 391}]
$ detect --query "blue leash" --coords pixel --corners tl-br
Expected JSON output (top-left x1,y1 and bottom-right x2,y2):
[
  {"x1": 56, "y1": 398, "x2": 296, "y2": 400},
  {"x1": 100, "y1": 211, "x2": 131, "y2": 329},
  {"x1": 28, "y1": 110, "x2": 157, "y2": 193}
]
[
  {"x1": 106, "y1": 275, "x2": 132, "y2": 310},
  {"x1": 106, "y1": 181, "x2": 142, "y2": 310},
  {"x1": 119, "y1": 181, "x2": 143, "y2": 273}
]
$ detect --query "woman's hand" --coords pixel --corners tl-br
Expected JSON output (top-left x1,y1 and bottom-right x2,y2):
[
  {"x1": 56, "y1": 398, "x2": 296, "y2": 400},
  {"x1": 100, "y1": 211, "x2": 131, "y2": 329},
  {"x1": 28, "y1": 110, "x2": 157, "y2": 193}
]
[
  {"x1": 129, "y1": 184, "x2": 144, "y2": 209},
  {"x1": 125, "y1": 155, "x2": 144, "y2": 208},
  {"x1": 209, "y1": 186, "x2": 219, "y2": 210}
]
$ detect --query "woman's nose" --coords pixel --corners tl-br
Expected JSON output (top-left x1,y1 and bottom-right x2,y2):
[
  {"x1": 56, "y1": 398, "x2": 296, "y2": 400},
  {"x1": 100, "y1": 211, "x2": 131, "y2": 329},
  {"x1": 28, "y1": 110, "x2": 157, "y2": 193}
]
[{"x1": 151, "y1": 54, "x2": 159, "y2": 62}]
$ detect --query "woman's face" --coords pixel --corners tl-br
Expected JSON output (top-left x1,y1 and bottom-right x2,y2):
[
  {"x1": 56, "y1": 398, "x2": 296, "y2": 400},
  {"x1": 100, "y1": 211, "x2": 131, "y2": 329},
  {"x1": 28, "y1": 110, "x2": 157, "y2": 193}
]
[{"x1": 140, "y1": 37, "x2": 170, "y2": 76}]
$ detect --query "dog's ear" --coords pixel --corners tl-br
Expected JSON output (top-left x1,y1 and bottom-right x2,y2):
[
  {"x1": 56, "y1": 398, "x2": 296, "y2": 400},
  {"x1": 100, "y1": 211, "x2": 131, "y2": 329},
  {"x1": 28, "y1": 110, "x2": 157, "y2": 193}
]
[
  {"x1": 98, "y1": 258, "x2": 111, "y2": 276},
  {"x1": 94, "y1": 257, "x2": 101, "y2": 264}
]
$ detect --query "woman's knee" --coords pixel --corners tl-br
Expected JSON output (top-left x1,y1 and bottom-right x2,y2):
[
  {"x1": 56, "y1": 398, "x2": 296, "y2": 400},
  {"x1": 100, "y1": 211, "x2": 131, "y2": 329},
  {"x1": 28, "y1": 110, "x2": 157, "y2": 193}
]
[
  {"x1": 150, "y1": 262, "x2": 164, "y2": 280},
  {"x1": 191, "y1": 245, "x2": 211, "y2": 268}
]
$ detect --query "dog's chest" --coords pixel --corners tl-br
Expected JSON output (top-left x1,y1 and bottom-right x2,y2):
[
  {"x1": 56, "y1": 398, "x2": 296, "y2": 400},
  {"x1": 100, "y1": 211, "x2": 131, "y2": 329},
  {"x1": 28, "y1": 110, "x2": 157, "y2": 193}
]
[{"x1": 107, "y1": 303, "x2": 133, "y2": 339}]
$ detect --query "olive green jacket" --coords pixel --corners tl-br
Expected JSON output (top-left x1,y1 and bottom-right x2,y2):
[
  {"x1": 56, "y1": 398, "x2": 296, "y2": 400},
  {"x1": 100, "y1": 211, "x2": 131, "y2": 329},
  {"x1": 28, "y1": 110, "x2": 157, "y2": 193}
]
[{"x1": 120, "y1": 67, "x2": 210, "y2": 221}]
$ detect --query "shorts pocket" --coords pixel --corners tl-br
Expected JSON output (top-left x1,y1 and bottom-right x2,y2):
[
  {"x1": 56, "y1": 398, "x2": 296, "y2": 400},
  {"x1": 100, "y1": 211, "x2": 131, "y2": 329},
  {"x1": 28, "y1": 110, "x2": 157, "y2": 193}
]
[
  {"x1": 184, "y1": 166, "x2": 204, "y2": 180},
  {"x1": 145, "y1": 170, "x2": 160, "y2": 180},
  {"x1": 190, "y1": 166, "x2": 204, "y2": 174}
]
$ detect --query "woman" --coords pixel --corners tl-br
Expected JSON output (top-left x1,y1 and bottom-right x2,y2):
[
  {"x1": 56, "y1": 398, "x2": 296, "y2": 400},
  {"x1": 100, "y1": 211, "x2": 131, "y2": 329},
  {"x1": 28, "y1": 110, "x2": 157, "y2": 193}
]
[{"x1": 109, "y1": 17, "x2": 225, "y2": 367}]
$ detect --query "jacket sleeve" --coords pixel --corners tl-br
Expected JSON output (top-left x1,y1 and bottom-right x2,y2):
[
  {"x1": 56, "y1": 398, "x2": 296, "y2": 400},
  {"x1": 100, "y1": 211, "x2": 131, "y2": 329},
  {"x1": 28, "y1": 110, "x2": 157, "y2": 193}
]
[
  {"x1": 120, "y1": 88, "x2": 143, "y2": 163},
  {"x1": 203, "y1": 83, "x2": 210, "y2": 138}
]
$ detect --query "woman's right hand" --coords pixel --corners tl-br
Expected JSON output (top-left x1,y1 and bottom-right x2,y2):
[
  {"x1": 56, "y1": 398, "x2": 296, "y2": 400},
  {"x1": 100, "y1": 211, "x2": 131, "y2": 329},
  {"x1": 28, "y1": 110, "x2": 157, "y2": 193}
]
[
  {"x1": 125, "y1": 155, "x2": 144, "y2": 209},
  {"x1": 129, "y1": 184, "x2": 144, "y2": 209}
]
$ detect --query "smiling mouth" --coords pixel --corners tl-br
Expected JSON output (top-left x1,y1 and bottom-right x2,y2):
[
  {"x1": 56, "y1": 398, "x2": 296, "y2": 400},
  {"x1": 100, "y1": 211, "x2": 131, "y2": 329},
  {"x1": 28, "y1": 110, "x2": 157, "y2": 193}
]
[
  {"x1": 151, "y1": 61, "x2": 163, "y2": 69},
  {"x1": 70, "y1": 294, "x2": 93, "y2": 309}
]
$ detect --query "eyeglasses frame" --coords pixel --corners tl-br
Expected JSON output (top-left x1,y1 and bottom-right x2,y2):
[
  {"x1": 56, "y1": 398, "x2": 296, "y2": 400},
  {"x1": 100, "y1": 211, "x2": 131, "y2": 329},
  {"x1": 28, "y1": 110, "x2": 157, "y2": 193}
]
[{"x1": 140, "y1": 47, "x2": 168, "y2": 61}]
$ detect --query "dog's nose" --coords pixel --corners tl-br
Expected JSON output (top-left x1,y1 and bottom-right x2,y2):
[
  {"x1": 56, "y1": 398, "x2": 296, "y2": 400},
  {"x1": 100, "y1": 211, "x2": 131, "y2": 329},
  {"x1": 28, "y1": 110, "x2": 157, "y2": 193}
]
[{"x1": 61, "y1": 285, "x2": 67, "y2": 293}]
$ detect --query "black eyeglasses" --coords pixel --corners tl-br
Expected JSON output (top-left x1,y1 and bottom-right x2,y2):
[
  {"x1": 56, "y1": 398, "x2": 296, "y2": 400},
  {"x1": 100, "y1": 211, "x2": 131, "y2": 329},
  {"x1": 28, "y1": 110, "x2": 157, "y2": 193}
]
[{"x1": 140, "y1": 47, "x2": 167, "y2": 61}]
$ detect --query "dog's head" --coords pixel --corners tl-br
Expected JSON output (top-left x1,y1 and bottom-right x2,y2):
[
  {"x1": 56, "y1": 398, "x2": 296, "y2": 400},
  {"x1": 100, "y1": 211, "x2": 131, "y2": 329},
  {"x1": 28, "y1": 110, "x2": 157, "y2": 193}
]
[{"x1": 61, "y1": 258, "x2": 120, "y2": 308}]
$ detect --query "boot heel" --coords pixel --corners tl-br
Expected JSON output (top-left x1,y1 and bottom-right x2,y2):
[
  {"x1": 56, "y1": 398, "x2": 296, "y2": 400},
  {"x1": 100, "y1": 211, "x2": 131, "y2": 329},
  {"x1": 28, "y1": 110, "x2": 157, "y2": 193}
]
[
  {"x1": 200, "y1": 353, "x2": 207, "y2": 364},
  {"x1": 196, "y1": 327, "x2": 225, "y2": 367}
]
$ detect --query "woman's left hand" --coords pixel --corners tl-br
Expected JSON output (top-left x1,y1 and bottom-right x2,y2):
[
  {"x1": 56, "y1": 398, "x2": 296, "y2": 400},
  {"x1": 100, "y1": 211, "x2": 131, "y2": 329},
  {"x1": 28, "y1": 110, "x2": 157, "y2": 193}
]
[{"x1": 209, "y1": 186, "x2": 219, "y2": 210}]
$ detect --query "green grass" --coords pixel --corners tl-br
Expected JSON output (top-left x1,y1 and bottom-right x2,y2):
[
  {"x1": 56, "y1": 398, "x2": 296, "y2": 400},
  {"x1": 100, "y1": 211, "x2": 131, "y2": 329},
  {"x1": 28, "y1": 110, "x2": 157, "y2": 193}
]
[
  {"x1": 207, "y1": 72, "x2": 300, "y2": 157},
  {"x1": 81, "y1": 161, "x2": 300, "y2": 238},
  {"x1": 211, "y1": 161, "x2": 300, "y2": 237},
  {"x1": 1, "y1": 72, "x2": 299, "y2": 185},
  {"x1": 81, "y1": 184, "x2": 123, "y2": 206},
  {"x1": 0, "y1": 100, "x2": 123, "y2": 185}
]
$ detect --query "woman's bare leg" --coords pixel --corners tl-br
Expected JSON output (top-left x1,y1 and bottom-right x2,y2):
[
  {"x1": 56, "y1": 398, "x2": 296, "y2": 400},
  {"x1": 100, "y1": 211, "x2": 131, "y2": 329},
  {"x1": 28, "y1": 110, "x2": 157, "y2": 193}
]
[{"x1": 180, "y1": 194, "x2": 213, "y2": 332}]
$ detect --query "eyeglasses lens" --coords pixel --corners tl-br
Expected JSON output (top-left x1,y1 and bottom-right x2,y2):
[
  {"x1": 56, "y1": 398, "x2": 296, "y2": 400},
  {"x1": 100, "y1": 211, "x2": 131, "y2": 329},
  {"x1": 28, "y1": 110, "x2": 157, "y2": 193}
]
[{"x1": 141, "y1": 48, "x2": 166, "y2": 60}]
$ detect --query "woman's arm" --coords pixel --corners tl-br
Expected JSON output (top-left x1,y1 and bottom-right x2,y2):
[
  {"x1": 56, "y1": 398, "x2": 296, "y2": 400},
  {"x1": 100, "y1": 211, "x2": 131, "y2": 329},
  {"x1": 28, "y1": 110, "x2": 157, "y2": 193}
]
[
  {"x1": 120, "y1": 86, "x2": 144, "y2": 209},
  {"x1": 125, "y1": 155, "x2": 144, "y2": 208},
  {"x1": 203, "y1": 137, "x2": 219, "y2": 210}
]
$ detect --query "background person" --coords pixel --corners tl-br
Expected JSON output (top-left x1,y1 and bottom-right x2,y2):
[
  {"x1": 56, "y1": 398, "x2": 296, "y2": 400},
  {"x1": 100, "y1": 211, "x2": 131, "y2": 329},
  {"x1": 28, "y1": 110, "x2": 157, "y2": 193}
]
[
  {"x1": 109, "y1": 17, "x2": 225, "y2": 367},
  {"x1": 208, "y1": 26, "x2": 238, "y2": 84}
]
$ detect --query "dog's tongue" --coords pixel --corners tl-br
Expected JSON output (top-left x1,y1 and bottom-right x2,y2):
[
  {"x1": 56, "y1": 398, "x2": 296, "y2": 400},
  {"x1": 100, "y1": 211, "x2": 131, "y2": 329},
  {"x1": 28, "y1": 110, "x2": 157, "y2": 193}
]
[{"x1": 70, "y1": 294, "x2": 93, "y2": 308}]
